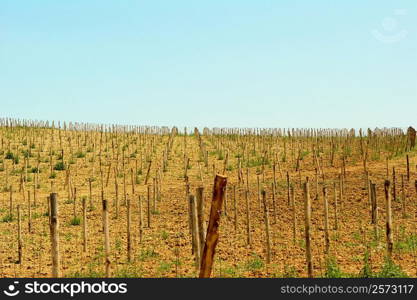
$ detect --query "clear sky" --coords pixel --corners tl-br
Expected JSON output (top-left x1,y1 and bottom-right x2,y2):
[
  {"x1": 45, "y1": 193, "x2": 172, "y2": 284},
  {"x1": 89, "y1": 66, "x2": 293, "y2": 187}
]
[{"x1": 1, "y1": 1, "x2": 416, "y2": 129}]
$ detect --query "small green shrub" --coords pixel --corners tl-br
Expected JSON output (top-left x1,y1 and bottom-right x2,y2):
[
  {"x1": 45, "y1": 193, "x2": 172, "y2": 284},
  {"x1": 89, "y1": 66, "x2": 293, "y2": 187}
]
[
  {"x1": 138, "y1": 248, "x2": 159, "y2": 261},
  {"x1": 299, "y1": 150, "x2": 310, "y2": 160},
  {"x1": 358, "y1": 249, "x2": 373, "y2": 278},
  {"x1": 70, "y1": 217, "x2": 81, "y2": 226},
  {"x1": 75, "y1": 151, "x2": 86, "y2": 158},
  {"x1": 245, "y1": 254, "x2": 264, "y2": 272},
  {"x1": 54, "y1": 162, "x2": 66, "y2": 171},
  {"x1": 220, "y1": 266, "x2": 241, "y2": 278},
  {"x1": 161, "y1": 230, "x2": 169, "y2": 240},
  {"x1": 115, "y1": 266, "x2": 143, "y2": 278},
  {"x1": 115, "y1": 238, "x2": 122, "y2": 251},
  {"x1": 5, "y1": 151, "x2": 14, "y2": 160},
  {"x1": 282, "y1": 265, "x2": 298, "y2": 278},
  {"x1": 1, "y1": 214, "x2": 13, "y2": 223},
  {"x1": 324, "y1": 256, "x2": 343, "y2": 278},
  {"x1": 377, "y1": 258, "x2": 408, "y2": 278},
  {"x1": 157, "y1": 261, "x2": 172, "y2": 275},
  {"x1": 30, "y1": 167, "x2": 40, "y2": 173},
  {"x1": 395, "y1": 234, "x2": 417, "y2": 253}
]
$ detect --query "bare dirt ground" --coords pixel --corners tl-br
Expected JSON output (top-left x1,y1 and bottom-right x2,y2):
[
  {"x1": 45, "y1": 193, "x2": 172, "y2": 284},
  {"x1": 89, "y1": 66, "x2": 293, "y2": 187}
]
[{"x1": 0, "y1": 127, "x2": 416, "y2": 278}]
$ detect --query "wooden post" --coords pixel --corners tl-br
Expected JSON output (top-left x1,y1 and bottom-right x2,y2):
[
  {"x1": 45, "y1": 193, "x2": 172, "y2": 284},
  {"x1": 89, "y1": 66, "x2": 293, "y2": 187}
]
[
  {"x1": 291, "y1": 186, "x2": 296, "y2": 244},
  {"x1": 138, "y1": 195, "x2": 143, "y2": 243},
  {"x1": 184, "y1": 157, "x2": 190, "y2": 182},
  {"x1": 323, "y1": 186, "x2": 330, "y2": 255},
  {"x1": 147, "y1": 184, "x2": 151, "y2": 228},
  {"x1": 123, "y1": 172, "x2": 127, "y2": 206},
  {"x1": 199, "y1": 174, "x2": 227, "y2": 278},
  {"x1": 392, "y1": 167, "x2": 396, "y2": 202},
  {"x1": 401, "y1": 174, "x2": 406, "y2": 218},
  {"x1": 17, "y1": 205, "x2": 22, "y2": 264},
  {"x1": 157, "y1": 171, "x2": 161, "y2": 203},
  {"x1": 384, "y1": 180, "x2": 393, "y2": 259},
  {"x1": 153, "y1": 177, "x2": 157, "y2": 211},
  {"x1": 186, "y1": 184, "x2": 192, "y2": 237},
  {"x1": 87, "y1": 177, "x2": 93, "y2": 210},
  {"x1": 224, "y1": 186, "x2": 228, "y2": 216},
  {"x1": 333, "y1": 182, "x2": 338, "y2": 231},
  {"x1": 82, "y1": 197, "x2": 87, "y2": 252},
  {"x1": 190, "y1": 194, "x2": 200, "y2": 270},
  {"x1": 28, "y1": 190, "x2": 32, "y2": 233},
  {"x1": 257, "y1": 174, "x2": 261, "y2": 209},
  {"x1": 33, "y1": 183, "x2": 37, "y2": 207},
  {"x1": 287, "y1": 171, "x2": 291, "y2": 206},
  {"x1": 196, "y1": 187, "x2": 205, "y2": 258},
  {"x1": 370, "y1": 182, "x2": 377, "y2": 224},
  {"x1": 406, "y1": 155, "x2": 410, "y2": 182},
  {"x1": 144, "y1": 160, "x2": 152, "y2": 185},
  {"x1": 245, "y1": 189, "x2": 252, "y2": 246},
  {"x1": 303, "y1": 178, "x2": 313, "y2": 278},
  {"x1": 272, "y1": 182, "x2": 277, "y2": 224},
  {"x1": 415, "y1": 180, "x2": 417, "y2": 202},
  {"x1": 130, "y1": 168, "x2": 135, "y2": 195},
  {"x1": 47, "y1": 195, "x2": 51, "y2": 225},
  {"x1": 370, "y1": 182, "x2": 378, "y2": 239},
  {"x1": 198, "y1": 163, "x2": 204, "y2": 184},
  {"x1": 67, "y1": 175, "x2": 72, "y2": 205},
  {"x1": 9, "y1": 186, "x2": 13, "y2": 219},
  {"x1": 72, "y1": 187, "x2": 77, "y2": 219},
  {"x1": 49, "y1": 193, "x2": 60, "y2": 277},
  {"x1": 233, "y1": 185, "x2": 237, "y2": 232},
  {"x1": 338, "y1": 174, "x2": 343, "y2": 211},
  {"x1": 127, "y1": 196, "x2": 132, "y2": 262},
  {"x1": 367, "y1": 173, "x2": 371, "y2": 209},
  {"x1": 246, "y1": 167, "x2": 250, "y2": 194},
  {"x1": 102, "y1": 198, "x2": 111, "y2": 277},
  {"x1": 105, "y1": 162, "x2": 112, "y2": 187},
  {"x1": 115, "y1": 180, "x2": 119, "y2": 219},
  {"x1": 261, "y1": 190, "x2": 271, "y2": 264}
]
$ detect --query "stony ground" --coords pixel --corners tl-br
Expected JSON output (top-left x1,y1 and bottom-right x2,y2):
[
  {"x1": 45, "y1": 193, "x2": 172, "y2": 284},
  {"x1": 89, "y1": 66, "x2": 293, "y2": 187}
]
[{"x1": 0, "y1": 128, "x2": 416, "y2": 278}]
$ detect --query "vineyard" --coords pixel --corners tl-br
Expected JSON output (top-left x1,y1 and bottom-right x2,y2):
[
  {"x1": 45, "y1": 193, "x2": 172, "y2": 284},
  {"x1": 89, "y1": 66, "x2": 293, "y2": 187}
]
[{"x1": 0, "y1": 118, "x2": 416, "y2": 278}]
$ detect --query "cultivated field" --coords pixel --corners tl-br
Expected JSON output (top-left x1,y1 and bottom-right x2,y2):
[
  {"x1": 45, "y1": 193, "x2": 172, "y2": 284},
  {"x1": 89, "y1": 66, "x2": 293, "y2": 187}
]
[{"x1": 0, "y1": 119, "x2": 416, "y2": 278}]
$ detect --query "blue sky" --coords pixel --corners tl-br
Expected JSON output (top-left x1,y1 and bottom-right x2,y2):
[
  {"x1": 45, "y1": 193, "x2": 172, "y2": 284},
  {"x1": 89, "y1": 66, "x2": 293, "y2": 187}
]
[{"x1": 1, "y1": 1, "x2": 416, "y2": 129}]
